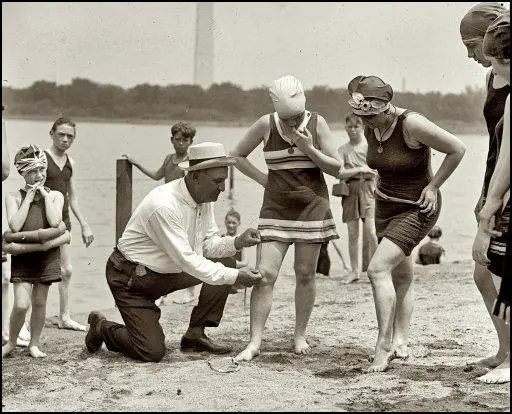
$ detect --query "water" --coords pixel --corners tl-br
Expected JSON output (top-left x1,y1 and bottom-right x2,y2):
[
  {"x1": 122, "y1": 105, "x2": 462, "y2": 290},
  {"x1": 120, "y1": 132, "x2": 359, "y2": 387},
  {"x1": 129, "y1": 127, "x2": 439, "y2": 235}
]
[{"x1": 2, "y1": 119, "x2": 486, "y2": 315}]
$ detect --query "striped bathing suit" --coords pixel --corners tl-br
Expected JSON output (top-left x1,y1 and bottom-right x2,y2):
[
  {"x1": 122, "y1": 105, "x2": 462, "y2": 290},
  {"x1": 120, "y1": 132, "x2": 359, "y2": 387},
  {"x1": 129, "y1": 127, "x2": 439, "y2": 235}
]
[{"x1": 257, "y1": 111, "x2": 339, "y2": 244}]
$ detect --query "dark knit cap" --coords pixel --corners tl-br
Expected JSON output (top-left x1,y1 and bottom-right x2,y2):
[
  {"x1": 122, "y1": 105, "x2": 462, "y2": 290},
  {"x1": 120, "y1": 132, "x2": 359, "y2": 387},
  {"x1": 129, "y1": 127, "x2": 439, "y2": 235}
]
[{"x1": 483, "y1": 10, "x2": 510, "y2": 59}]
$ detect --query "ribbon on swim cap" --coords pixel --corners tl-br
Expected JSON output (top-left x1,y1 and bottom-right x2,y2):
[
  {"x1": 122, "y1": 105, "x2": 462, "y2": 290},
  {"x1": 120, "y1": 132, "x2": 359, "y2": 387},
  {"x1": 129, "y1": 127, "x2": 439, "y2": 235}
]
[
  {"x1": 268, "y1": 75, "x2": 306, "y2": 118},
  {"x1": 460, "y1": 2, "x2": 507, "y2": 41},
  {"x1": 14, "y1": 144, "x2": 47, "y2": 176}
]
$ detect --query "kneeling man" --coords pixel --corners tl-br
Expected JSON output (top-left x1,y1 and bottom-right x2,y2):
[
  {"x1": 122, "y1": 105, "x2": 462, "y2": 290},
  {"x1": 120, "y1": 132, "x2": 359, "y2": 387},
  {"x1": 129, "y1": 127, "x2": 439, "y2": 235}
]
[{"x1": 85, "y1": 142, "x2": 262, "y2": 362}]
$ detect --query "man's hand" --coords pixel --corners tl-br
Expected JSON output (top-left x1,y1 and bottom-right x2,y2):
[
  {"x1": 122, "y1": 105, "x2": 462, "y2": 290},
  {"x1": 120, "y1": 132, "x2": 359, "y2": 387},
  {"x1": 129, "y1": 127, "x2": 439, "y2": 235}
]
[
  {"x1": 235, "y1": 267, "x2": 262, "y2": 287},
  {"x1": 234, "y1": 228, "x2": 261, "y2": 249}
]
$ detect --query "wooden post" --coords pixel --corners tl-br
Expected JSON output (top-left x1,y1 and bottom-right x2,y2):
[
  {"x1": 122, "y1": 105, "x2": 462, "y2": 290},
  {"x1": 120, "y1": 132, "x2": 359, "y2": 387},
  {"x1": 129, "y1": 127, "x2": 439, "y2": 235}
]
[
  {"x1": 228, "y1": 165, "x2": 234, "y2": 200},
  {"x1": 116, "y1": 159, "x2": 132, "y2": 245}
]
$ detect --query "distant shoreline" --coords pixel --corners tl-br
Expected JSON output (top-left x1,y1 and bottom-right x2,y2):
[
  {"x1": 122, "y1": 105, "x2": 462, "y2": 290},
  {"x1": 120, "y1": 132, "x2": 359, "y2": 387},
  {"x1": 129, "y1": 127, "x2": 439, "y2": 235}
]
[{"x1": 3, "y1": 114, "x2": 487, "y2": 134}]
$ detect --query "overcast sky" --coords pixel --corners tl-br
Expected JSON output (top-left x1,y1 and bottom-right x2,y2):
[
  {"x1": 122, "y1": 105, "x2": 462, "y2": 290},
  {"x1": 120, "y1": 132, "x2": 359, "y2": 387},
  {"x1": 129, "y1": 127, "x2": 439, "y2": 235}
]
[{"x1": 2, "y1": 2, "x2": 510, "y2": 93}]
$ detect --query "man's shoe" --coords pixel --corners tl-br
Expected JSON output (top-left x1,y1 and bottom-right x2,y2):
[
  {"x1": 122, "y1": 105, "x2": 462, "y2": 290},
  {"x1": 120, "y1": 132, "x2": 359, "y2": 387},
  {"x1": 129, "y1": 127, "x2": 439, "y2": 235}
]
[
  {"x1": 180, "y1": 334, "x2": 232, "y2": 354},
  {"x1": 85, "y1": 311, "x2": 106, "y2": 353}
]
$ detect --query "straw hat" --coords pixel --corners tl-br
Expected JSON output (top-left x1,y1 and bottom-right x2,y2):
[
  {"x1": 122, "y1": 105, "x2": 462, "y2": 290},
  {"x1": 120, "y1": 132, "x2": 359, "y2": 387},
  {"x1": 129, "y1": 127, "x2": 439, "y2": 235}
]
[{"x1": 178, "y1": 142, "x2": 237, "y2": 171}]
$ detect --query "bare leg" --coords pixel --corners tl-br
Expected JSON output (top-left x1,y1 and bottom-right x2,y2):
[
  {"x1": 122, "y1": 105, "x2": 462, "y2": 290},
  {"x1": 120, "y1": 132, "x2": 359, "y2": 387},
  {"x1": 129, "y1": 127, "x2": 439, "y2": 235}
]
[
  {"x1": 345, "y1": 221, "x2": 360, "y2": 284},
  {"x1": 235, "y1": 241, "x2": 288, "y2": 362},
  {"x1": 477, "y1": 274, "x2": 510, "y2": 384},
  {"x1": 2, "y1": 283, "x2": 31, "y2": 358},
  {"x1": 57, "y1": 244, "x2": 86, "y2": 331},
  {"x1": 468, "y1": 263, "x2": 509, "y2": 368},
  {"x1": 391, "y1": 256, "x2": 414, "y2": 359},
  {"x1": 366, "y1": 238, "x2": 406, "y2": 372},
  {"x1": 28, "y1": 283, "x2": 50, "y2": 358},
  {"x1": 363, "y1": 217, "x2": 378, "y2": 265},
  {"x1": 293, "y1": 242, "x2": 321, "y2": 354},
  {"x1": 2, "y1": 258, "x2": 11, "y2": 344}
]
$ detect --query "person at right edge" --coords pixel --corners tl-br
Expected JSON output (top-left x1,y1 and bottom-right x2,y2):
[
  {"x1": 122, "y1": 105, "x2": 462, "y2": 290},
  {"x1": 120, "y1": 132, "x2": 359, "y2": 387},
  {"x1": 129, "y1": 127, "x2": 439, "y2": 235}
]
[
  {"x1": 459, "y1": 2, "x2": 510, "y2": 377},
  {"x1": 472, "y1": 8, "x2": 510, "y2": 385}
]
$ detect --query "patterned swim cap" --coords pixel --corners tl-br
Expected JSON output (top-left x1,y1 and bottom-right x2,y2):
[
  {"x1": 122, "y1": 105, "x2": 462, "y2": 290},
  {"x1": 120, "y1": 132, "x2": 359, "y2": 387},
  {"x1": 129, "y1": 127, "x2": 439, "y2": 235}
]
[{"x1": 14, "y1": 144, "x2": 47, "y2": 176}]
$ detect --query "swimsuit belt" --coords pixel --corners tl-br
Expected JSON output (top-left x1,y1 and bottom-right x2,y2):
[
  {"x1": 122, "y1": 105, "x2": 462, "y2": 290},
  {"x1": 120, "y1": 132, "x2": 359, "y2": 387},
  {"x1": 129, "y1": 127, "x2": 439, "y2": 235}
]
[{"x1": 374, "y1": 187, "x2": 419, "y2": 206}]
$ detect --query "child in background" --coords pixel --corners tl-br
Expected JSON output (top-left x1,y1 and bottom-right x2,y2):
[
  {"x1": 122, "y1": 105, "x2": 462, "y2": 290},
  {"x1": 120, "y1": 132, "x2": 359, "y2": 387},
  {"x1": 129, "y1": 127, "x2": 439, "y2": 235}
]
[
  {"x1": 337, "y1": 113, "x2": 378, "y2": 283},
  {"x1": 416, "y1": 226, "x2": 445, "y2": 265},
  {"x1": 122, "y1": 121, "x2": 196, "y2": 184},
  {"x1": 45, "y1": 117, "x2": 94, "y2": 331},
  {"x1": 2, "y1": 145, "x2": 69, "y2": 358},
  {"x1": 224, "y1": 209, "x2": 248, "y2": 293},
  {"x1": 205, "y1": 209, "x2": 248, "y2": 294},
  {"x1": 123, "y1": 121, "x2": 197, "y2": 305}
]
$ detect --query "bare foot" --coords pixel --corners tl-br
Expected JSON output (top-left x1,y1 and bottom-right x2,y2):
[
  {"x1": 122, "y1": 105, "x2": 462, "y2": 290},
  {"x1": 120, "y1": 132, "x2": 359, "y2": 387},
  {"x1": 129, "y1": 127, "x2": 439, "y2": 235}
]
[
  {"x1": 294, "y1": 336, "x2": 311, "y2": 355},
  {"x1": 343, "y1": 271, "x2": 360, "y2": 284},
  {"x1": 468, "y1": 354, "x2": 505, "y2": 369},
  {"x1": 392, "y1": 344, "x2": 409, "y2": 360},
  {"x1": 2, "y1": 342, "x2": 16, "y2": 358},
  {"x1": 477, "y1": 361, "x2": 510, "y2": 384},
  {"x1": 58, "y1": 318, "x2": 86, "y2": 331},
  {"x1": 366, "y1": 348, "x2": 395, "y2": 372},
  {"x1": 234, "y1": 344, "x2": 261, "y2": 362},
  {"x1": 29, "y1": 346, "x2": 47, "y2": 358}
]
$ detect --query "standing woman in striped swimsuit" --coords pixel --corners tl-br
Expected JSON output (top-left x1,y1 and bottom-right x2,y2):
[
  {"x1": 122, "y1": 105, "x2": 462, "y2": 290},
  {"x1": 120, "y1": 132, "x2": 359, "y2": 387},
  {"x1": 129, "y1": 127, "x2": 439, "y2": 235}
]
[
  {"x1": 346, "y1": 76, "x2": 466, "y2": 372},
  {"x1": 231, "y1": 75, "x2": 341, "y2": 361}
]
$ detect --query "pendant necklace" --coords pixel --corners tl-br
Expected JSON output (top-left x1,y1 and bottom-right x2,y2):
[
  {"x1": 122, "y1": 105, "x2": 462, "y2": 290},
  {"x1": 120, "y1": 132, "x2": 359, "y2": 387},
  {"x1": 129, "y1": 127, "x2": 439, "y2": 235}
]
[
  {"x1": 288, "y1": 145, "x2": 295, "y2": 154},
  {"x1": 376, "y1": 106, "x2": 396, "y2": 154}
]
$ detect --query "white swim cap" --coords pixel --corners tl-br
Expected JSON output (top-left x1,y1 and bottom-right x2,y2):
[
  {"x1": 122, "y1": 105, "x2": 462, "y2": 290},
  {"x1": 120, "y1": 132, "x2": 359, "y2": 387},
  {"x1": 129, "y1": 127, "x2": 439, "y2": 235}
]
[{"x1": 268, "y1": 75, "x2": 306, "y2": 118}]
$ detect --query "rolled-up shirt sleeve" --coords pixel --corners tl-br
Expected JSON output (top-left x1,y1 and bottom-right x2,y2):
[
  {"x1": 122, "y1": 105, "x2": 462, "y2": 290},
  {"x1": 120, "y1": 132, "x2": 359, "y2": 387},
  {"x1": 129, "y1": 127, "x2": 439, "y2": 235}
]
[{"x1": 146, "y1": 205, "x2": 238, "y2": 285}]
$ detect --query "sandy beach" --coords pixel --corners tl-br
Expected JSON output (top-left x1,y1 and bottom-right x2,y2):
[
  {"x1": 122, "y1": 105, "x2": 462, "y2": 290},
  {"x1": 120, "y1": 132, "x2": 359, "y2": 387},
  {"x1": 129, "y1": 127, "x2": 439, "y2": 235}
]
[{"x1": 2, "y1": 258, "x2": 510, "y2": 412}]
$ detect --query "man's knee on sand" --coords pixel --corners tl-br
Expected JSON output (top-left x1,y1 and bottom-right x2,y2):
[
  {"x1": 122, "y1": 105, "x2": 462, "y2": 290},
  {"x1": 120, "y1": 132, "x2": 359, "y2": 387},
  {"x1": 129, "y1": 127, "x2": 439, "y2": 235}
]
[{"x1": 133, "y1": 338, "x2": 166, "y2": 362}]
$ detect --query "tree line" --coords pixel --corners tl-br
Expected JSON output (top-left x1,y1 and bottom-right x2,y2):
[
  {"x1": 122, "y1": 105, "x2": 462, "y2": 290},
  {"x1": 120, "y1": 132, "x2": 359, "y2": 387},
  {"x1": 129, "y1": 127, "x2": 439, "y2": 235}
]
[{"x1": 2, "y1": 78, "x2": 487, "y2": 130}]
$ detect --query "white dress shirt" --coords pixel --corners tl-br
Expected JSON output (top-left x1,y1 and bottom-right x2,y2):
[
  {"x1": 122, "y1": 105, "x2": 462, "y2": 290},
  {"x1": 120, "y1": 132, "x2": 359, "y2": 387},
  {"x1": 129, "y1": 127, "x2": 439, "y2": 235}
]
[{"x1": 117, "y1": 178, "x2": 239, "y2": 285}]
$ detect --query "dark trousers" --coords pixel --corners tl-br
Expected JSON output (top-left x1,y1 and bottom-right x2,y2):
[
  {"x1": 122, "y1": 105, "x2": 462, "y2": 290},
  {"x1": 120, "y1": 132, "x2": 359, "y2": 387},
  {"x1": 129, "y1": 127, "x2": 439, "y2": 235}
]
[{"x1": 99, "y1": 249, "x2": 231, "y2": 362}]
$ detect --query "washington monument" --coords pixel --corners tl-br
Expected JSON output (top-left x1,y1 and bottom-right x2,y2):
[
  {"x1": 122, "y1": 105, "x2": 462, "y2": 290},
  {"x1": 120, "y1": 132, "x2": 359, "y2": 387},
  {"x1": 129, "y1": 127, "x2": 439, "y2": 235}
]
[{"x1": 194, "y1": 2, "x2": 214, "y2": 89}]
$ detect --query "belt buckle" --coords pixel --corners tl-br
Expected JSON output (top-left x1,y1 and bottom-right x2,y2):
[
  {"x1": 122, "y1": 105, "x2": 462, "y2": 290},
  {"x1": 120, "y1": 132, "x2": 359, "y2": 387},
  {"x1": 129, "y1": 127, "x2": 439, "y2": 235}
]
[{"x1": 135, "y1": 264, "x2": 147, "y2": 276}]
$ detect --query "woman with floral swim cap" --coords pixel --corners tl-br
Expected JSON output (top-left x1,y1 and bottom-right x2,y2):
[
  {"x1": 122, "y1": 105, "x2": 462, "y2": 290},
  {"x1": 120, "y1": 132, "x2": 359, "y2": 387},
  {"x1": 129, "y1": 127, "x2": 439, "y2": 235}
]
[
  {"x1": 346, "y1": 75, "x2": 466, "y2": 372},
  {"x1": 230, "y1": 75, "x2": 341, "y2": 362}
]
